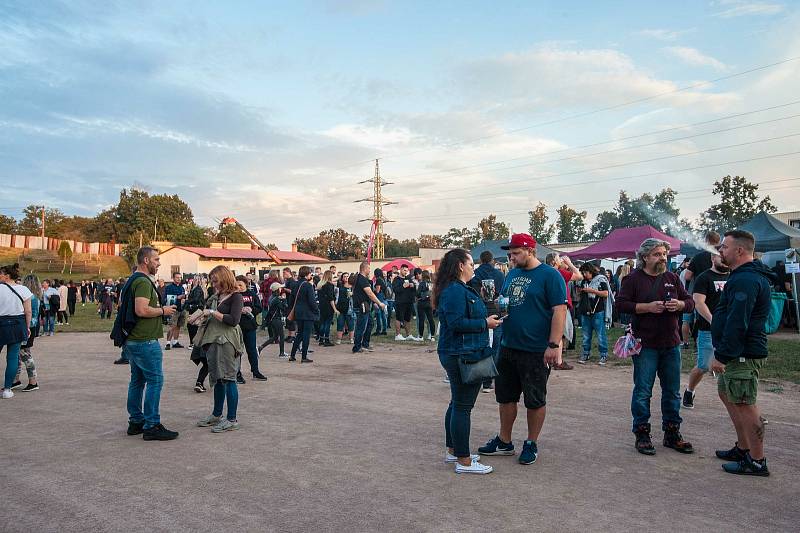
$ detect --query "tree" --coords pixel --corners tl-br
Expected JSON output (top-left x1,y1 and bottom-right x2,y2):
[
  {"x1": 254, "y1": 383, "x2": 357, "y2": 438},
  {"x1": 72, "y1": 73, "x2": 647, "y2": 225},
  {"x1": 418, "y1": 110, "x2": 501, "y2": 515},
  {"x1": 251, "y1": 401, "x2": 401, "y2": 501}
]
[
  {"x1": 418, "y1": 234, "x2": 446, "y2": 248},
  {"x1": 589, "y1": 188, "x2": 684, "y2": 239},
  {"x1": 50, "y1": 215, "x2": 95, "y2": 241},
  {"x1": 16, "y1": 205, "x2": 66, "y2": 237},
  {"x1": 84, "y1": 208, "x2": 118, "y2": 242},
  {"x1": 442, "y1": 227, "x2": 480, "y2": 249},
  {"x1": 0, "y1": 214, "x2": 15, "y2": 233},
  {"x1": 295, "y1": 228, "x2": 364, "y2": 260},
  {"x1": 555, "y1": 205, "x2": 587, "y2": 242},
  {"x1": 701, "y1": 175, "x2": 777, "y2": 233},
  {"x1": 57, "y1": 240, "x2": 73, "y2": 273},
  {"x1": 528, "y1": 202, "x2": 555, "y2": 244},
  {"x1": 112, "y1": 187, "x2": 194, "y2": 243},
  {"x1": 214, "y1": 223, "x2": 251, "y2": 244},
  {"x1": 172, "y1": 224, "x2": 211, "y2": 247},
  {"x1": 476, "y1": 214, "x2": 510, "y2": 242},
  {"x1": 384, "y1": 235, "x2": 419, "y2": 257}
]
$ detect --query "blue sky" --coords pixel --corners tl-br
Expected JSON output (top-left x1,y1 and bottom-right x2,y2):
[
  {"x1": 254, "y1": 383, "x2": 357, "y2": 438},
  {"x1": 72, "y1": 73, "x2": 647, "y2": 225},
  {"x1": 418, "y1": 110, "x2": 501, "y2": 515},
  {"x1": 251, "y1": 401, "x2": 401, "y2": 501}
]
[{"x1": 1, "y1": 0, "x2": 799, "y2": 246}]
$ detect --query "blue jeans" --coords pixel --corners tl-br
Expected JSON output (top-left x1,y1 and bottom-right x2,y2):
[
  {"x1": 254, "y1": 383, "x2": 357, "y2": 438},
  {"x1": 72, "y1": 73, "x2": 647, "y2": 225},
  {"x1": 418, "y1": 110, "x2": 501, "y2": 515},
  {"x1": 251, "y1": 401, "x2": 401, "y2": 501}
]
[
  {"x1": 337, "y1": 311, "x2": 355, "y2": 332},
  {"x1": 3, "y1": 342, "x2": 22, "y2": 389},
  {"x1": 353, "y1": 309, "x2": 372, "y2": 352},
  {"x1": 213, "y1": 380, "x2": 239, "y2": 420},
  {"x1": 43, "y1": 313, "x2": 55, "y2": 334},
  {"x1": 695, "y1": 330, "x2": 713, "y2": 371},
  {"x1": 124, "y1": 339, "x2": 164, "y2": 430},
  {"x1": 318, "y1": 316, "x2": 332, "y2": 341},
  {"x1": 631, "y1": 345, "x2": 682, "y2": 431},
  {"x1": 439, "y1": 352, "x2": 481, "y2": 457},
  {"x1": 290, "y1": 319, "x2": 314, "y2": 358},
  {"x1": 374, "y1": 297, "x2": 387, "y2": 334},
  {"x1": 581, "y1": 312, "x2": 608, "y2": 357},
  {"x1": 242, "y1": 328, "x2": 261, "y2": 375},
  {"x1": 386, "y1": 300, "x2": 395, "y2": 326}
]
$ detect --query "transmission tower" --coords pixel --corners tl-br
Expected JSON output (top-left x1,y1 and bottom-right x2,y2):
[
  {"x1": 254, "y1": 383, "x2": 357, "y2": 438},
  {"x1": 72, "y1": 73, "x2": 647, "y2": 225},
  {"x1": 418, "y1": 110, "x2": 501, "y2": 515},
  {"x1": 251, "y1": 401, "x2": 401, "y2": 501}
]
[{"x1": 355, "y1": 159, "x2": 396, "y2": 260}]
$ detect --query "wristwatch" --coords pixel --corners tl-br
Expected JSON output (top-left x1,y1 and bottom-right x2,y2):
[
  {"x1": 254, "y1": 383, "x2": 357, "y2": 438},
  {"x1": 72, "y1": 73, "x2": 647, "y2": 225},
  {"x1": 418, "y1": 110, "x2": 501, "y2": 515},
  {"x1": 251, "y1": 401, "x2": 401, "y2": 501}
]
[{"x1": 547, "y1": 341, "x2": 560, "y2": 349}]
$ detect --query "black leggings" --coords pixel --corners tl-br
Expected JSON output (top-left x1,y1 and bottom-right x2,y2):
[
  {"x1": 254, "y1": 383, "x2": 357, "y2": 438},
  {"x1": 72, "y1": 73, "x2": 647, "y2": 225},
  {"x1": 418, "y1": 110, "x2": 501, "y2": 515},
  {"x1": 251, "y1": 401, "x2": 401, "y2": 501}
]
[
  {"x1": 261, "y1": 318, "x2": 285, "y2": 354},
  {"x1": 417, "y1": 305, "x2": 435, "y2": 337},
  {"x1": 196, "y1": 359, "x2": 209, "y2": 386}
]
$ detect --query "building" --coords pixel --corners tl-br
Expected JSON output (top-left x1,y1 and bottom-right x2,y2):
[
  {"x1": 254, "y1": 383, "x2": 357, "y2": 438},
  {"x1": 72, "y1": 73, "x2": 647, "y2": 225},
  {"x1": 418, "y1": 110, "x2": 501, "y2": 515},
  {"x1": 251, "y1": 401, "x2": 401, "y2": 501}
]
[
  {"x1": 774, "y1": 211, "x2": 800, "y2": 229},
  {"x1": 157, "y1": 244, "x2": 327, "y2": 280}
]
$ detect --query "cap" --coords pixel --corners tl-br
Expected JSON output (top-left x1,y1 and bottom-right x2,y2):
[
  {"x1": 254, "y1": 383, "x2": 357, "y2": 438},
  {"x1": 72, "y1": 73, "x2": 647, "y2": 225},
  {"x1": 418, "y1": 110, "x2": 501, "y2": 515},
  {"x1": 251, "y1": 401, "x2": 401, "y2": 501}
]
[
  {"x1": 500, "y1": 233, "x2": 537, "y2": 250},
  {"x1": 269, "y1": 282, "x2": 284, "y2": 292}
]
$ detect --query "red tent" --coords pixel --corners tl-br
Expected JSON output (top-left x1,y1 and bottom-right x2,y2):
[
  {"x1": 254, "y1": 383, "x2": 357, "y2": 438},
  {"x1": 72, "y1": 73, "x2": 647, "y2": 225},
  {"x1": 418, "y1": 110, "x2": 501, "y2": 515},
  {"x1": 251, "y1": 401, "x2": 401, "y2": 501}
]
[
  {"x1": 570, "y1": 226, "x2": 682, "y2": 260},
  {"x1": 380, "y1": 258, "x2": 417, "y2": 271}
]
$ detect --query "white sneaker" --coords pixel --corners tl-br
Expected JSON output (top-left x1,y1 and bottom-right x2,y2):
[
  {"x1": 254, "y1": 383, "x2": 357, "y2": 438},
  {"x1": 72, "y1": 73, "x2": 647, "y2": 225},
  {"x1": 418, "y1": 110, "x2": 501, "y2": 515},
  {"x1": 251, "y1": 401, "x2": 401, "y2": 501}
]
[
  {"x1": 455, "y1": 459, "x2": 493, "y2": 474},
  {"x1": 395, "y1": 334, "x2": 406, "y2": 341},
  {"x1": 411, "y1": 336, "x2": 423, "y2": 342},
  {"x1": 197, "y1": 415, "x2": 221, "y2": 427},
  {"x1": 445, "y1": 452, "x2": 480, "y2": 464},
  {"x1": 2, "y1": 389, "x2": 13, "y2": 399},
  {"x1": 212, "y1": 419, "x2": 240, "y2": 433},
  {"x1": 429, "y1": 336, "x2": 436, "y2": 342}
]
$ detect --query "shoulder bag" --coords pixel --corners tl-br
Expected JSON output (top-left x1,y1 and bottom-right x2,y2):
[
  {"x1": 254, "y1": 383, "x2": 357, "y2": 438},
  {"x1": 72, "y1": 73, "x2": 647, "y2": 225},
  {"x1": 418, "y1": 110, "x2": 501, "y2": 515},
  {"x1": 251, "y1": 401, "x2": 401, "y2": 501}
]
[{"x1": 457, "y1": 286, "x2": 498, "y2": 384}]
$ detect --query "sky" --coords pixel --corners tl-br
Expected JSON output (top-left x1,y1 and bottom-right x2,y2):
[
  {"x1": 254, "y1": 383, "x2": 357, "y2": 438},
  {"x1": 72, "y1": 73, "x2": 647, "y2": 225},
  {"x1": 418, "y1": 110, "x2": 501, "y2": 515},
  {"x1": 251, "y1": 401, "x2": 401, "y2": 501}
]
[{"x1": 1, "y1": 0, "x2": 799, "y2": 248}]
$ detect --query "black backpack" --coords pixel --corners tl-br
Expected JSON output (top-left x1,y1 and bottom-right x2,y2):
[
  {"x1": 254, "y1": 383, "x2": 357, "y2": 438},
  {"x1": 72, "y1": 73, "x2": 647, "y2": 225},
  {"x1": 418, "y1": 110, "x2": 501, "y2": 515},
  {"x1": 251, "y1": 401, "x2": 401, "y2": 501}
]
[{"x1": 49, "y1": 292, "x2": 61, "y2": 311}]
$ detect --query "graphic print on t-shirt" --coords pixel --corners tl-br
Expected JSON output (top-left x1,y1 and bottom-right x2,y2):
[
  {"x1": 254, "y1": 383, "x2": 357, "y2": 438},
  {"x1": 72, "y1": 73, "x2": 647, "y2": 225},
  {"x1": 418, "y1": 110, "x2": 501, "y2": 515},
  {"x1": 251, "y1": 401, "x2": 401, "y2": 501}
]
[
  {"x1": 713, "y1": 281, "x2": 727, "y2": 292},
  {"x1": 506, "y1": 275, "x2": 531, "y2": 307}
]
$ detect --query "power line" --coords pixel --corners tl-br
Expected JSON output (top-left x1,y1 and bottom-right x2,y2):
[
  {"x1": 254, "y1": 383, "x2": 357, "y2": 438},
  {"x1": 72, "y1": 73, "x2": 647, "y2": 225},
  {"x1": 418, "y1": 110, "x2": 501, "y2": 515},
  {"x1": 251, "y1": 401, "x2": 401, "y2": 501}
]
[
  {"x1": 328, "y1": 56, "x2": 800, "y2": 166},
  {"x1": 404, "y1": 134, "x2": 800, "y2": 204},
  {"x1": 391, "y1": 101, "x2": 800, "y2": 180}
]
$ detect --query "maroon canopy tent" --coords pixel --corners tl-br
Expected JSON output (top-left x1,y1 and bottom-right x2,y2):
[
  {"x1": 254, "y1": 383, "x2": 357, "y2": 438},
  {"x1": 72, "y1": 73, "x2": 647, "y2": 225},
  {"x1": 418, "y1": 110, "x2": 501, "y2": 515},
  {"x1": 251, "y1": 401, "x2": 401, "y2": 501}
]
[
  {"x1": 380, "y1": 258, "x2": 417, "y2": 271},
  {"x1": 569, "y1": 226, "x2": 682, "y2": 260}
]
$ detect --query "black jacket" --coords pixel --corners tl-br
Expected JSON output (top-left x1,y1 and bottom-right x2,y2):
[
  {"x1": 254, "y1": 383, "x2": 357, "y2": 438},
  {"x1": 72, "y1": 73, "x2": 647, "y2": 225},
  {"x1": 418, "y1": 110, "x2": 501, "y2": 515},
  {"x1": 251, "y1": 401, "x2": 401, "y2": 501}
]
[
  {"x1": 267, "y1": 295, "x2": 289, "y2": 322},
  {"x1": 239, "y1": 289, "x2": 263, "y2": 332},
  {"x1": 293, "y1": 280, "x2": 320, "y2": 321},
  {"x1": 711, "y1": 260, "x2": 776, "y2": 363}
]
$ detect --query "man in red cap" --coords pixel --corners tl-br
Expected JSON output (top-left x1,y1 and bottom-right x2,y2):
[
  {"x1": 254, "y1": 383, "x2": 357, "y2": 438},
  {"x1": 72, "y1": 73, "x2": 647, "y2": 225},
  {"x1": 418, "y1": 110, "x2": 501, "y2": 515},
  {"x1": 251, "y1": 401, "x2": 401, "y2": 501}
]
[{"x1": 478, "y1": 233, "x2": 567, "y2": 466}]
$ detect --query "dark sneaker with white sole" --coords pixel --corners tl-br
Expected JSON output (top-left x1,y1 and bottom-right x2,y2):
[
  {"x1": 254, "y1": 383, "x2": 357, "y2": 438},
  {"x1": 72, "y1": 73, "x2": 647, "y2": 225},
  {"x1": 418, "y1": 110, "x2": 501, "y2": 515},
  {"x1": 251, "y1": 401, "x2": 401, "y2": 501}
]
[
  {"x1": 715, "y1": 442, "x2": 747, "y2": 462},
  {"x1": 519, "y1": 440, "x2": 538, "y2": 465},
  {"x1": 682, "y1": 389, "x2": 695, "y2": 409},
  {"x1": 127, "y1": 421, "x2": 145, "y2": 435},
  {"x1": 478, "y1": 435, "x2": 515, "y2": 456},
  {"x1": 722, "y1": 453, "x2": 769, "y2": 476},
  {"x1": 22, "y1": 383, "x2": 39, "y2": 392}
]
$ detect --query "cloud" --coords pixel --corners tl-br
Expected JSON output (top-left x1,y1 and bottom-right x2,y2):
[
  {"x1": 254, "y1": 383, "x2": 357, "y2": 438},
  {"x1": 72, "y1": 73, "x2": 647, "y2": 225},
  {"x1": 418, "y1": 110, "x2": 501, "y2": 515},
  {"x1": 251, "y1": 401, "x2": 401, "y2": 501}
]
[
  {"x1": 454, "y1": 44, "x2": 738, "y2": 116},
  {"x1": 635, "y1": 28, "x2": 691, "y2": 41},
  {"x1": 663, "y1": 46, "x2": 729, "y2": 71},
  {"x1": 712, "y1": 1, "x2": 784, "y2": 18}
]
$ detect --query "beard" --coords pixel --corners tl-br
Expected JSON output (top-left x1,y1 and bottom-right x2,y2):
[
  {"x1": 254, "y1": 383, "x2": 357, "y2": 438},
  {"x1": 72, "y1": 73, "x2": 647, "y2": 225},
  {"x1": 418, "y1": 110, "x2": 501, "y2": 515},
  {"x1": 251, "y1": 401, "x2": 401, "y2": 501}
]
[{"x1": 652, "y1": 261, "x2": 667, "y2": 274}]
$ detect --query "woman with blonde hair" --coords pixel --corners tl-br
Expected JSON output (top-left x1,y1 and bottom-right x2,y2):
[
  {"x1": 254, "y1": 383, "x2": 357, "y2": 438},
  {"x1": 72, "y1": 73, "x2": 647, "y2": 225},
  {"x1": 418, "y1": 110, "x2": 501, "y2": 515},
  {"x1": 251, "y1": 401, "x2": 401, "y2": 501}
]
[
  {"x1": 13, "y1": 274, "x2": 41, "y2": 391},
  {"x1": 196, "y1": 266, "x2": 244, "y2": 433},
  {"x1": 317, "y1": 270, "x2": 337, "y2": 347}
]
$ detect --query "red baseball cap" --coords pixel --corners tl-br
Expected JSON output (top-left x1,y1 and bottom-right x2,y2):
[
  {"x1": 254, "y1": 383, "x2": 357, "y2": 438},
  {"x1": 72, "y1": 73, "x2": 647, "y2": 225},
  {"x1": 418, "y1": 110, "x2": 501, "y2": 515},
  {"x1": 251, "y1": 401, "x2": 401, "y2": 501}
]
[{"x1": 501, "y1": 233, "x2": 537, "y2": 250}]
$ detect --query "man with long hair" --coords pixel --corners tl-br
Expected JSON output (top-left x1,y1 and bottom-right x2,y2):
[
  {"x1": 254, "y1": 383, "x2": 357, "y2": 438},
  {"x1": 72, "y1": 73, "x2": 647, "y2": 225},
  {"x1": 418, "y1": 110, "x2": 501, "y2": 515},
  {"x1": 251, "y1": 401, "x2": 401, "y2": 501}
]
[
  {"x1": 616, "y1": 238, "x2": 694, "y2": 456},
  {"x1": 478, "y1": 234, "x2": 567, "y2": 466}
]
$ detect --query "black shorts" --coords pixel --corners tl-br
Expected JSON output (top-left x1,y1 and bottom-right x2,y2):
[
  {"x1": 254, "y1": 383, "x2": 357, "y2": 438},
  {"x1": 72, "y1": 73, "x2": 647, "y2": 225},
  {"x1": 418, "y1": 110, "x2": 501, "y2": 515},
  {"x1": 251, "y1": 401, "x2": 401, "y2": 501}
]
[
  {"x1": 495, "y1": 347, "x2": 550, "y2": 409},
  {"x1": 395, "y1": 302, "x2": 413, "y2": 323}
]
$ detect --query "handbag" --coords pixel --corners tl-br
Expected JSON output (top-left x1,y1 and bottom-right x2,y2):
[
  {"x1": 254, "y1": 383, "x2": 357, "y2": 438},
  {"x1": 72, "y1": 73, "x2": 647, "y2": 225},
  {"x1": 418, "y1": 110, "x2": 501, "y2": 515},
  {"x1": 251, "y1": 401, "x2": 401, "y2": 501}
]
[
  {"x1": 613, "y1": 272, "x2": 663, "y2": 357},
  {"x1": 458, "y1": 346, "x2": 498, "y2": 384}
]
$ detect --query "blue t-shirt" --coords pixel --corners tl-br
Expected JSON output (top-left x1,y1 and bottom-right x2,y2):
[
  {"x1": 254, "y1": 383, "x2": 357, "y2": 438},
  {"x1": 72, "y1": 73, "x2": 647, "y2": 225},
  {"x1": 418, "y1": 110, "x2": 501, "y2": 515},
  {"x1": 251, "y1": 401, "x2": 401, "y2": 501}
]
[
  {"x1": 163, "y1": 282, "x2": 185, "y2": 312},
  {"x1": 501, "y1": 263, "x2": 567, "y2": 352}
]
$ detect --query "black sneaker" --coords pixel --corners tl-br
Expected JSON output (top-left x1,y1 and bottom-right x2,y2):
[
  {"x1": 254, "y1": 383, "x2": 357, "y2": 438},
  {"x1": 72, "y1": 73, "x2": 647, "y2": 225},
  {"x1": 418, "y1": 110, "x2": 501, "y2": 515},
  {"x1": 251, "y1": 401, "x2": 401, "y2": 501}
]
[
  {"x1": 478, "y1": 435, "x2": 515, "y2": 456},
  {"x1": 715, "y1": 442, "x2": 747, "y2": 461},
  {"x1": 142, "y1": 423, "x2": 179, "y2": 441},
  {"x1": 519, "y1": 440, "x2": 538, "y2": 465},
  {"x1": 164, "y1": 344, "x2": 171, "y2": 350},
  {"x1": 301, "y1": 358, "x2": 314, "y2": 363},
  {"x1": 288, "y1": 356, "x2": 297, "y2": 362},
  {"x1": 194, "y1": 383, "x2": 206, "y2": 393},
  {"x1": 682, "y1": 389, "x2": 695, "y2": 409},
  {"x1": 127, "y1": 421, "x2": 145, "y2": 435},
  {"x1": 722, "y1": 453, "x2": 769, "y2": 476},
  {"x1": 113, "y1": 358, "x2": 129, "y2": 365},
  {"x1": 236, "y1": 374, "x2": 246, "y2": 385},
  {"x1": 10, "y1": 381, "x2": 22, "y2": 390},
  {"x1": 22, "y1": 383, "x2": 39, "y2": 392},
  {"x1": 252, "y1": 373, "x2": 268, "y2": 381},
  {"x1": 173, "y1": 342, "x2": 184, "y2": 349}
]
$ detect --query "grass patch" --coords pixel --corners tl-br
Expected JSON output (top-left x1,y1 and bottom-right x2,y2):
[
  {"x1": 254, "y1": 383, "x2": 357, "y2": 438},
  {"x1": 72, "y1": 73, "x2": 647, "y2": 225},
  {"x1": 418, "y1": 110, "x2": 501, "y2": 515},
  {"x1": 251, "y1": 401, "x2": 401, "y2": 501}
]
[{"x1": 0, "y1": 246, "x2": 131, "y2": 280}]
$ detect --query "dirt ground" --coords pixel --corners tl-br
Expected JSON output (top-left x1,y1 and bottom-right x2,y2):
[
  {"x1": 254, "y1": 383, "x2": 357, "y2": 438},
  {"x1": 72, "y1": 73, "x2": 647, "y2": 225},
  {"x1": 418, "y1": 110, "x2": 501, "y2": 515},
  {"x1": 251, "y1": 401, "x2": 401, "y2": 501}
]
[{"x1": 2, "y1": 332, "x2": 798, "y2": 532}]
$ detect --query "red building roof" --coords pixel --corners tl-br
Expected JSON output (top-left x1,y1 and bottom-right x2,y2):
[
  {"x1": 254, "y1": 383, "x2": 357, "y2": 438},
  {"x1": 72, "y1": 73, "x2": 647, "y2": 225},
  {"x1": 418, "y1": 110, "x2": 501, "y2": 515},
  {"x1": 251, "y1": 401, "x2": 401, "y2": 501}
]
[{"x1": 167, "y1": 246, "x2": 327, "y2": 263}]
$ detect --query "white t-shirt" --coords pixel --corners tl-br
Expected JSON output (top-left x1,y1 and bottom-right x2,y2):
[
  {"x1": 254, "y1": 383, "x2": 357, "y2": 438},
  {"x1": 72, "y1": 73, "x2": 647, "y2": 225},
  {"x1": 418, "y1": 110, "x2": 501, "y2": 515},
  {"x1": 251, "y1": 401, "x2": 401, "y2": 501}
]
[{"x1": 0, "y1": 283, "x2": 33, "y2": 316}]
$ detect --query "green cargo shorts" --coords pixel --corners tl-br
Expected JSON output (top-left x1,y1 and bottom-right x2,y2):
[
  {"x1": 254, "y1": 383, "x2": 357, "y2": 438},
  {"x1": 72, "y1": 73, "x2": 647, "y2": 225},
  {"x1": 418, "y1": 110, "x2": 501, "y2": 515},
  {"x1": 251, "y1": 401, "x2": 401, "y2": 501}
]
[{"x1": 718, "y1": 358, "x2": 766, "y2": 405}]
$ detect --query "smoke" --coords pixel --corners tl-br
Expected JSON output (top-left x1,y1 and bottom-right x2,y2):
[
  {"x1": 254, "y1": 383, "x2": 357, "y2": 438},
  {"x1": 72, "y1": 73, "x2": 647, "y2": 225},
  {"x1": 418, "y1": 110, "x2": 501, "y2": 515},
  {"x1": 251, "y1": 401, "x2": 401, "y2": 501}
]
[{"x1": 635, "y1": 202, "x2": 719, "y2": 255}]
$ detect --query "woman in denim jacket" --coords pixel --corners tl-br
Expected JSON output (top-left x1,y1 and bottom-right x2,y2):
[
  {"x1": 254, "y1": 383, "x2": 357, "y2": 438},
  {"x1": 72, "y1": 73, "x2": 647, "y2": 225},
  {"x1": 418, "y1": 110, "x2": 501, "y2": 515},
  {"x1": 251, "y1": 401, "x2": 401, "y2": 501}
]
[{"x1": 434, "y1": 249, "x2": 502, "y2": 475}]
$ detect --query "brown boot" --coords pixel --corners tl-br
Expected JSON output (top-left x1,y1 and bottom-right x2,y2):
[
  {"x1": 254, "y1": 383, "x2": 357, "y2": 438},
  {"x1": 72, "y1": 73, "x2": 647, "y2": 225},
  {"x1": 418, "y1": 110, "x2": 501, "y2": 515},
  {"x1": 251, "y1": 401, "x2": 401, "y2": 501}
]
[
  {"x1": 663, "y1": 423, "x2": 693, "y2": 453},
  {"x1": 634, "y1": 424, "x2": 656, "y2": 455}
]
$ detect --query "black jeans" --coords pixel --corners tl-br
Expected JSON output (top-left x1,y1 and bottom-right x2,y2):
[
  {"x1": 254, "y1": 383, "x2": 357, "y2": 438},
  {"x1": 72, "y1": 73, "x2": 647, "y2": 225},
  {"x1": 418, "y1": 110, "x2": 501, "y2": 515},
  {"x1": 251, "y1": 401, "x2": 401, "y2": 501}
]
[
  {"x1": 265, "y1": 318, "x2": 285, "y2": 354},
  {"x1": 242, "y1": 328, "x2": 261, "y2": 375},
  {"x1": 187, "y1": 323, "x2": 199, "y2": 345},
  {"x1": 196, "y1": 359, "x2": 209, "y2": 386},
  {"x1": 67, "y1": 299, "x2": 76, "y2": 316},
  {"x1": 417, "y1": 304, "x2": 435, "y2": 337},
  {"x1": 439, "y1": 352, "x2": 481, "y2": 457},
  {"x1": 290, "y1": 319, "x2": 314, "y2": 358}
]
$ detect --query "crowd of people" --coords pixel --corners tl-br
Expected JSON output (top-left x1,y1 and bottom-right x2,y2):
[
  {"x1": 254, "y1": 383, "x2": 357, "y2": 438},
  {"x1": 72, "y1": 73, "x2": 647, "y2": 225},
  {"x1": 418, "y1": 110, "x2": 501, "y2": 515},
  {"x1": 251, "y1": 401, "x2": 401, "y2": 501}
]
[{"x1": 0, "y1": 228, "x2": 779, "y2": 478}]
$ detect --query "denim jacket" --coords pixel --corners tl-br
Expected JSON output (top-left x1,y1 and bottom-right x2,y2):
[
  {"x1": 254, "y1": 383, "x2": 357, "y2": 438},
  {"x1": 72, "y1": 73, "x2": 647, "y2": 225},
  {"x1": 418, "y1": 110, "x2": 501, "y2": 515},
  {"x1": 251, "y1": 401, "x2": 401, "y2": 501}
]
[{"x1": 436, "y1": 280, "x2": 489, "y2": 357}]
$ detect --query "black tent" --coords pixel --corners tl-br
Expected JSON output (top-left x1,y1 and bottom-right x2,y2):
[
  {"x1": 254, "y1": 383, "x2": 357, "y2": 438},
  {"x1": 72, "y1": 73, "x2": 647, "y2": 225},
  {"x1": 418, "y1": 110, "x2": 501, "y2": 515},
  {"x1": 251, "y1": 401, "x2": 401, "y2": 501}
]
[
  {"x1": 738, "y1": 212, "x2": 800, "y2": 253},
  {"x1": 470, "y1": 239, "x2": 560, "y2": 263}
]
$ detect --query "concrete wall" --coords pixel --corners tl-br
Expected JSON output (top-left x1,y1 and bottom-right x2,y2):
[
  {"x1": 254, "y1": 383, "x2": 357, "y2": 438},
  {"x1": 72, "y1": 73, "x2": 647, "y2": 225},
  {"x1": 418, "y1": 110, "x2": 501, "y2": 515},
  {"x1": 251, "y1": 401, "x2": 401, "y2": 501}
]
[{"x1": 0, "y1": 233, "x2": 121, "y2": 255}]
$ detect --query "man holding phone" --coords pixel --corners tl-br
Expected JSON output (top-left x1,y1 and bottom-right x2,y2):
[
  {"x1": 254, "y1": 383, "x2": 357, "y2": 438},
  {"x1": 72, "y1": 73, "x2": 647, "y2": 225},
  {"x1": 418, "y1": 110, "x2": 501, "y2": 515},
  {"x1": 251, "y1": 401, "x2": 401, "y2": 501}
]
[
  {"x1": 478, "y1": 233, "x2": 567, "y2": 466},
  {"x1": 122, "y1": 247, "x2": 178, "y2": 441}
]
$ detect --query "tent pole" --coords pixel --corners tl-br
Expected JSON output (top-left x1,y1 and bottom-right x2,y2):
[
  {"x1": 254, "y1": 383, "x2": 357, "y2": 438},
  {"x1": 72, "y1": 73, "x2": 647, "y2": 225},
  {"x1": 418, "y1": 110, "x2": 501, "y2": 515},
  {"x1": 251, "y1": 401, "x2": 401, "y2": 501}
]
[{"x1": 792, "y1": 273, "x2": 800, "y2": 334}]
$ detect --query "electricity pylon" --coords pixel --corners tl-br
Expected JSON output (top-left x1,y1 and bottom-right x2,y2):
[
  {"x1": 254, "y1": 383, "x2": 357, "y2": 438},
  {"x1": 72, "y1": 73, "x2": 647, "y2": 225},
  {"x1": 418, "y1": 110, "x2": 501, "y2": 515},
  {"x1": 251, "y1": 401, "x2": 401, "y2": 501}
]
[{"x1": 355, "y1": 159, "x2": 396, "y2": 260}]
